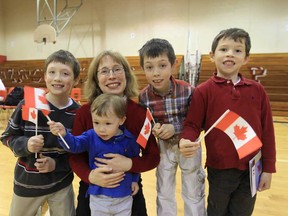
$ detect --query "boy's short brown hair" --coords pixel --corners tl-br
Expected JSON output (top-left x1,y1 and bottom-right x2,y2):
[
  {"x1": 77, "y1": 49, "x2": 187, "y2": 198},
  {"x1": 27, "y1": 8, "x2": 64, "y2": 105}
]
[
  {"x1": 45, "y1": 49, "x2": 81, "y2": 79},
  {"x1": 91, "y1": 93, "x2": 126, "y2": 119},
  {"x1": 211, "y1": 28, "x2": 251, "y2": 57},
  {"x1": 139, "y1": 38, "x2": 176, "y2": 67}
]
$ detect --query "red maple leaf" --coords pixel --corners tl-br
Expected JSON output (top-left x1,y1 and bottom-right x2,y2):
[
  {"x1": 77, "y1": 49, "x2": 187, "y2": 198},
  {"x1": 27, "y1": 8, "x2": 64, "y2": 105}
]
[
  {"x1": 38, "y1": 95, "x2": 47, "y2": 104},
  {"x1": 144, "y1": 123, "x2": 150, "y2": 135},
  {"x1": 233, "y1": 125, "x2": 247, "y2": 140},
  {"x1": 30, "y1": 109, "x2": 37, "y2": 120}
]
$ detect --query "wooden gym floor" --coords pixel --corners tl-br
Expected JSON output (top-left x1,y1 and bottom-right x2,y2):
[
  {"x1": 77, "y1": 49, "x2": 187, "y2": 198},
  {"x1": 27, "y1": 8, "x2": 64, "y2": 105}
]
[{"x1": 0, "y1": 112, "x2": 287, "y2": 216}]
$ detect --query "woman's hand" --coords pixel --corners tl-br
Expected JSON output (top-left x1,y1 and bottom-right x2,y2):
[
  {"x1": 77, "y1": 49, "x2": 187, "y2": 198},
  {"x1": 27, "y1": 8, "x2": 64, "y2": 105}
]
[
  {"x1": 34, "y1": 154, "x2": 56, "y2": 173},
  {"x1": 88, "y1": 166, "x2": 125, "y2": 188},
  {"x1": 95, "y1": 153, "x2": 132, "y2": 172}
]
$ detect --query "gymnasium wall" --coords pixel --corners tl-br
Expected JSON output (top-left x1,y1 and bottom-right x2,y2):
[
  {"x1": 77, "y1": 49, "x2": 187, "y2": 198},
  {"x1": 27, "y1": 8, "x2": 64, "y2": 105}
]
[
  {"x1": 0, "y1": 0, "x2": 5, "y2": 55},
  {"x1": 0, "y1": 0, "x2": 288, "y2": 60}
]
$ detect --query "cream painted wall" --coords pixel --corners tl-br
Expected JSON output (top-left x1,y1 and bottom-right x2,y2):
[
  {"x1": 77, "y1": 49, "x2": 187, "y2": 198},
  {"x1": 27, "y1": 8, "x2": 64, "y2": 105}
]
[
  {"x1": 0, "y1": 0, "x2": 6, "y2": 55},
  {"x1": 2, "y1": 0, "x2": 288, "y2": 60}
]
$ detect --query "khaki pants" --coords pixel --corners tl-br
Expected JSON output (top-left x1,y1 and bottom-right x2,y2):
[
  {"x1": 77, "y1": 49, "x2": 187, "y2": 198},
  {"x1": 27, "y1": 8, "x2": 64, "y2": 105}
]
[
  {"x1": 9, "y1": 184, "x2": 75, "y2": 216},
  {"x1": 156, "y1": 139, "x2": 206, "y2": 216},
  {"x1": 90, "y1": 195, "x2": 132, "y2": 216}
]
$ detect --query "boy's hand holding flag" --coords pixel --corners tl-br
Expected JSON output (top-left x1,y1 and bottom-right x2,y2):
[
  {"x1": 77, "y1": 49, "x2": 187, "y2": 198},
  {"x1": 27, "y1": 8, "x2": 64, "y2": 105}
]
[
  {"x1": 23, "y1": 86, "x2": 69, "y2": 149},
  {"x1": 23, "y1": 86, "x2": 50, "y2": 157}
]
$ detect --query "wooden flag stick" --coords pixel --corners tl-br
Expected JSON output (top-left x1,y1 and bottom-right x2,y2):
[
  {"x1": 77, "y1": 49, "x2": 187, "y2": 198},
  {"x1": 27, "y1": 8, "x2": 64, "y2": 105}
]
[
  {"x1": 197, "y1": 109, "x2": 230, "y2": 143},
  {"x1": 146, "y1": 107, "x2": 156, "y2": 124},
  {"x1": 46, "y1": 115, "x2": 70, "y2": 149},
  {"x1": 35, "y1": 110, "x2": 38, "y2": 158},
  {"x1": 146, "y1": 107, "x2": 160, "y2": 144}
]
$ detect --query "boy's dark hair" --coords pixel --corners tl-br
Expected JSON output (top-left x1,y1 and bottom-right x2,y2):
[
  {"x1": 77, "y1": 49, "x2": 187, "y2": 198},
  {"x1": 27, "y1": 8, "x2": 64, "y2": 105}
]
[
  {"x1": 211, "y1": 28, "x2": 251, "y2": 57},
  {"x1": 45, "y1": 49, "x2": 81, "y2": 79},
  {"x1": 139, "y1": 38, "x2": 176, "y2": 67},
  {"x1": 91, "y1": 93, "x2": 126, "y2": 119}
]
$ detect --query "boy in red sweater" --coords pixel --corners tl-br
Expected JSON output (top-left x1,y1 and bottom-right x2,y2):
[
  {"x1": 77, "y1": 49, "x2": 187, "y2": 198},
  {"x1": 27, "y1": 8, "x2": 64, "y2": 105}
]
[{"x1": 179, "y1": 28, "x2": 276, "y2": 216}]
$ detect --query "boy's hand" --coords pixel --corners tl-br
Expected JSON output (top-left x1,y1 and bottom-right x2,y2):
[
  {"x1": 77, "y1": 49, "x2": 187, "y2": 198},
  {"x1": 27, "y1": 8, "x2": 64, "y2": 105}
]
[
  {"x1": 131, "y1": 182, "x2": 139, "y2": 195},
  {"x1": 153, "y1": 123, "x2": 175, "y2": 140},
  {"x1": 179, "y1": 138, "x2": 200, "y2": 157},
  {"x1": 152, "y1": 123, "x2": 161, "y2": 137},
  {"x1": 48, "y1": 121, "x2": 66, "y2": 137},
  {"x1": 34, "y1": 153, "x2": 56, "y2": 173},
  {"x1": 258, "y1": 172, "x2": 272, "y2": 192},
  {"x1": 27, "y1": 135, "x2": 44, "y2": 153}
]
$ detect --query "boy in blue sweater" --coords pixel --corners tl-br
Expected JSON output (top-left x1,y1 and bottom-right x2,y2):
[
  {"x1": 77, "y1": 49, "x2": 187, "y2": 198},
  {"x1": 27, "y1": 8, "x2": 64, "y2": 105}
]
[{"x1": 49, "y1": 93, "x2": 140, "y2": 216}]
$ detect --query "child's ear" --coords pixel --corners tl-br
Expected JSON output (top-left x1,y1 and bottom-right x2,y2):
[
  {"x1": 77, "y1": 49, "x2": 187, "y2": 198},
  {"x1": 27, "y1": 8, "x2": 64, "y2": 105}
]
[
  {"x1": 171, "y1": 59, "x2": 177, "y2": 71},
  {"x1": 209, "y1": 51, "x2": 215, "y2": 62},
  {"x1": 119, "y1": 116, "x2": 127, "y2": 125},
  {"x1": 174, "y1": 59, "x2": 178, "y2": 66},
  {"x1": 73, "y1": 76, "x2": 80, "y2": 87},
  {"x1": 243, "y1": 56, "x2": 250, "y2": 65}
]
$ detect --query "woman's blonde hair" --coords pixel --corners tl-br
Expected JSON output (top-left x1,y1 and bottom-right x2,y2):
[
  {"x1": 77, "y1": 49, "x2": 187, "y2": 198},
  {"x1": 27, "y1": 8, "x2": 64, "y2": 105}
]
[{"x1": 84, "y1": 50, "x2": 139, "y2": 104}]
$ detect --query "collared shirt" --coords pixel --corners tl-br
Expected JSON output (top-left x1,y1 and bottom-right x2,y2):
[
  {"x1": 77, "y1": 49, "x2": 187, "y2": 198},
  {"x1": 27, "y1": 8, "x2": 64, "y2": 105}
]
[
  {"x1": 139, "y1": 77, "x2": 193, "y2": 135},
  {"x1": 181, "y1": 73, "x2": 276, "y2": 172}
]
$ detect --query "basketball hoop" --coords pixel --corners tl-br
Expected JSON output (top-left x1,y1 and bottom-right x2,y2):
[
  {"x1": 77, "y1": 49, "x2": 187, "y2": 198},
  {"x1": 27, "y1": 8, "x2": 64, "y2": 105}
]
[{"x1": 33, "y1": 24, "x2": 56, "y2": 44}]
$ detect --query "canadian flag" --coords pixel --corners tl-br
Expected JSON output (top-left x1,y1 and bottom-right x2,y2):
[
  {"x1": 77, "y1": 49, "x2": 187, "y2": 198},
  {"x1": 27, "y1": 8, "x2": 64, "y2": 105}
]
[
  {"x1": 22, "y1": 105, "x2": 38, "y2": 125},
  {"x1": 136, "y1": 108, "x2": 153, "y2": 149},
  {"x1": 24, "y1": 86, "x2": 50, "y2": 116},
  {"x1": 215, "y1": 110, "x2": 262, "y2": 159}
]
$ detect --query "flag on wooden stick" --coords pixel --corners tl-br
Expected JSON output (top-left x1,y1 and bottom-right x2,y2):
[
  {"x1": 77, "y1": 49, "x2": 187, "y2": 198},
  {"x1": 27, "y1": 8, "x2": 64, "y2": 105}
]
[
  {"x1": 214, "y1": 110, "x2": 262, "y2": 159},
  {"x1": 23, "y1": 86, "x2": 50, "y2": 158},
  {"x1": 22, "y1": 105, "x2": 39, "y2": 158},
  {"x1": 136, "y1": 108, "x2": 154, "y2": 149},
  {"x1": 24, "y1": 86, "x2": 50, "y2": 116},
  {"x1": 22, "y1": 106, "x2": 38, "y2": 125}
]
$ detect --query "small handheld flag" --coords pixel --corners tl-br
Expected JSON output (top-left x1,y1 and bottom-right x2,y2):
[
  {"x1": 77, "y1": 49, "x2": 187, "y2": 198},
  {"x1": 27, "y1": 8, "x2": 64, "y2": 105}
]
[
  {"x1": 24, "y1": 86, "x2": 50, "y2": 158},
  {"x1": 22, "y1": 106, "x2": 38, "y2": 125},
  {"x1": 22, "y1": 105, "x2": 39, "y2": 158},
  {"x1": 214, "y1": 110, "x2": 262, "y2": 159},
  {"x1": 136, "y1": 108, "x2": 154, "y2": 149},
  {"x1": 24, "y1": 86, "x2": 50, "y2": 115}
]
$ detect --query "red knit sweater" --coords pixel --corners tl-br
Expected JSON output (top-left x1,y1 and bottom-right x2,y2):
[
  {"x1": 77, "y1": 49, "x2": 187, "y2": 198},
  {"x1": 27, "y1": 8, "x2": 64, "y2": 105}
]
[
  {"x1": 181, "y1": 74, "x2": 276, "y2": 173},
  {"x1": 69, "y1": 98, "x2": 160, "y2": 183}
]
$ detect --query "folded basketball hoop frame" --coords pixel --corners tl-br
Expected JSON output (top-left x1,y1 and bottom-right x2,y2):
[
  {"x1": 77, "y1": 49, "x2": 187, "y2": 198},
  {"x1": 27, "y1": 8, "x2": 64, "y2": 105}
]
[{"x1": 36, "y1": 0, "x2": 83, "y2": 36}]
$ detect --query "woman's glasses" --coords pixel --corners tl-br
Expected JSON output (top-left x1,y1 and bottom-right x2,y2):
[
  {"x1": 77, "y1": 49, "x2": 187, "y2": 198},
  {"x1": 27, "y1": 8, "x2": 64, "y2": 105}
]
[{"x1": 97, "y1": 66, "x2": 124, "y2": 77}]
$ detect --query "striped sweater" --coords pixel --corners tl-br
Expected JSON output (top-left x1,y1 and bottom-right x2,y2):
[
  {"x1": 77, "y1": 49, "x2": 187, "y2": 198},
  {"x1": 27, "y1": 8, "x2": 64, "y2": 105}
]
[{"x1": 1, "y1": 99, "x2": 79, "y2": 197}]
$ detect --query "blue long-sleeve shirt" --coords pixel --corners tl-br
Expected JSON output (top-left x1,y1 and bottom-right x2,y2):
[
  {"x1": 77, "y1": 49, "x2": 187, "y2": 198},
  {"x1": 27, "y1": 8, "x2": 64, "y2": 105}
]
[{"x1": 58, "y1": 126, "x2": 140, "y2": 198}]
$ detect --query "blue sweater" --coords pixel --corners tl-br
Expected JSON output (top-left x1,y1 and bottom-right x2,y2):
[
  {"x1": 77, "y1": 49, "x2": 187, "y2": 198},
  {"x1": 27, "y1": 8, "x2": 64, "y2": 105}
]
[{"x1": 59, "y1": 126, "x2": 140, "y2": 198}]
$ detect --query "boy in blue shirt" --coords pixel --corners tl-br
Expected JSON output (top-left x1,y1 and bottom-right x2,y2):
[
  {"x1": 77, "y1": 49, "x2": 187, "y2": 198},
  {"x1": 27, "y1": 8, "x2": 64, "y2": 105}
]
[{"x1": 49, "y1": 93, "x2": 140, "y2": 216}]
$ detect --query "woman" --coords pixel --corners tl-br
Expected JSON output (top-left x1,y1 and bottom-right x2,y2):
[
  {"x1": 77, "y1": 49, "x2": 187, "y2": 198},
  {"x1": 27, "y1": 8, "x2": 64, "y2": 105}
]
[{"x1": 69, "y1": 50, "x2": 160, "y2": 216}]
